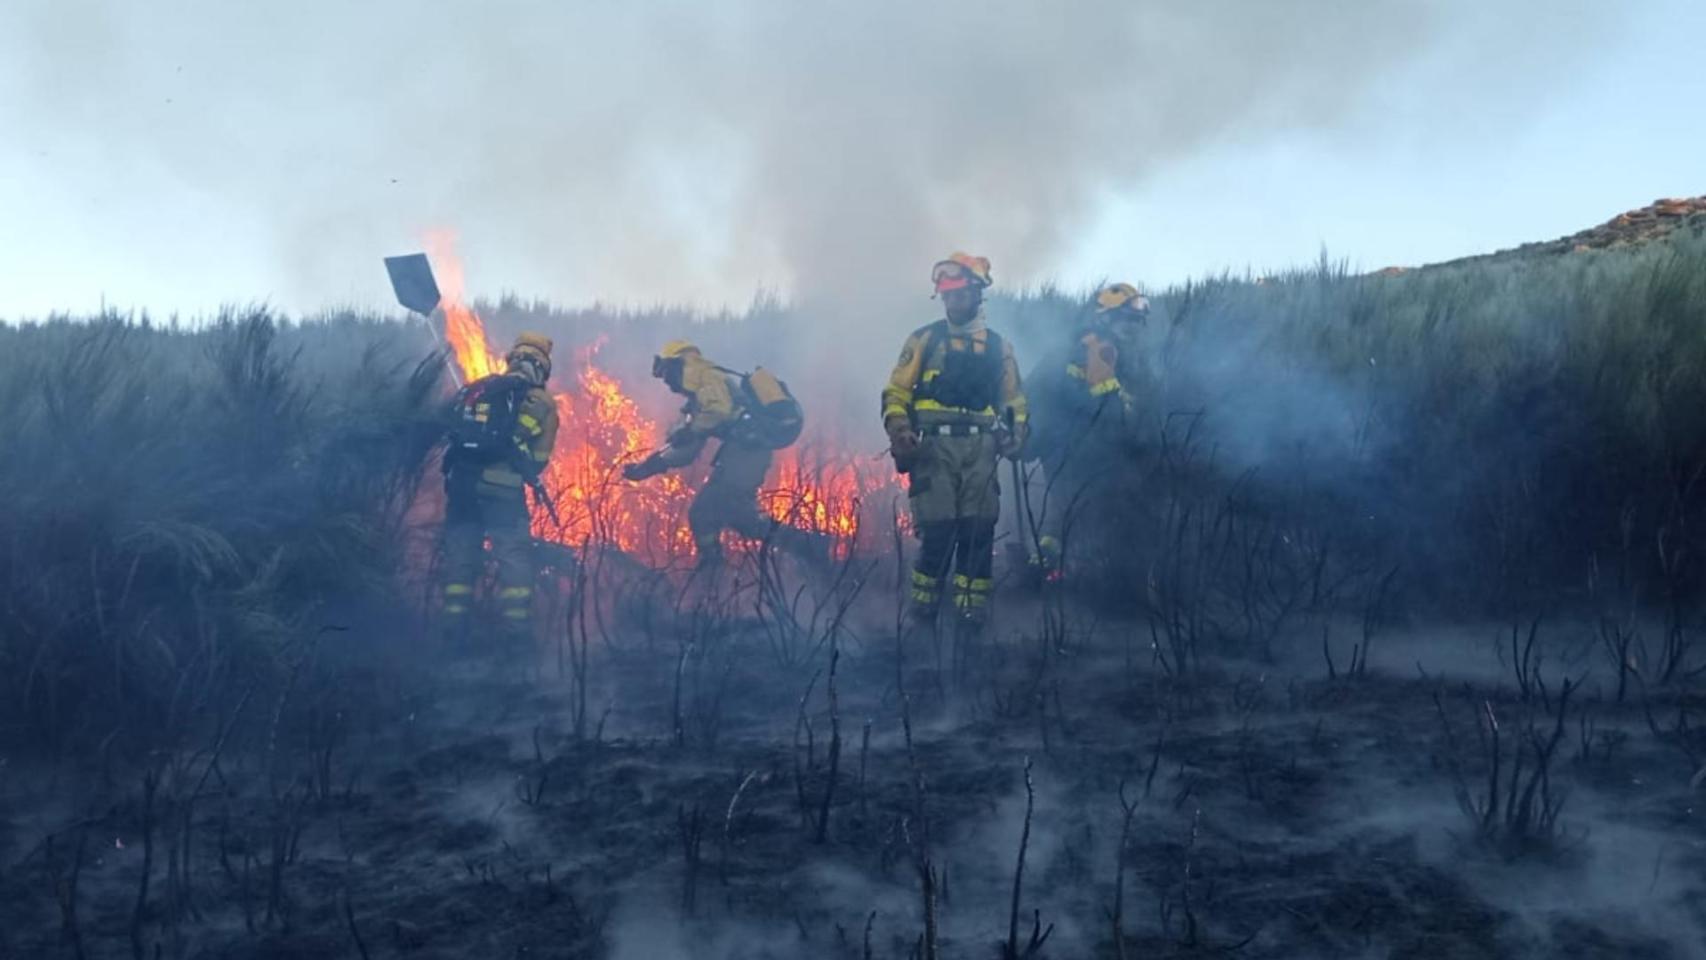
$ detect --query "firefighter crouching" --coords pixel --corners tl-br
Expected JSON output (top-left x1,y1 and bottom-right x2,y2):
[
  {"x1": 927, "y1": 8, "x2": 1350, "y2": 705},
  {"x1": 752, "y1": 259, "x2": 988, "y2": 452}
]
[
  {"x1": 623, "y1": 340, "x2": 828, "y2": 570},
  {"x1": 440, "y1": 333, "x2": 560, "y2": 645},
  {"x1": 883, "y1": 253, "x2": 1028, "y2": 627}
]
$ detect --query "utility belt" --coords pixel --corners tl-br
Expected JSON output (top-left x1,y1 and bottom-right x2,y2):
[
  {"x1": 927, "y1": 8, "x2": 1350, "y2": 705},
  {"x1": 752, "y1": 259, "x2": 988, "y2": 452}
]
[
  {"x1": 912, "y1": 406, "x2": 1001, "y2": 439},
  {"x1": 917, "y1": 422, "x2": 994, "y2": 438}
]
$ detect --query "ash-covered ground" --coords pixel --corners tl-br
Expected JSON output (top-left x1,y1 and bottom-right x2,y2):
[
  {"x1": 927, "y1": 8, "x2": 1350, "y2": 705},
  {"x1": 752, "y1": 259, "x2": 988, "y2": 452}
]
[{"x1": 4, "y1": 551, "x2": 1702, "y2": 960}]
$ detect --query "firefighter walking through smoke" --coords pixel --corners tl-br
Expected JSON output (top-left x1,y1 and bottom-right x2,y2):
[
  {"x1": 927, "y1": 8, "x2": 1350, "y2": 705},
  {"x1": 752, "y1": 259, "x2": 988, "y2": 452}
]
[
  {"x1": 622, "y1": 340, "x2": 828, "y2": 570},
  {"x1": 884, "y1": 253, "x2": 1028, "y2": 629},
  {"x1": 1021, "y1": 281, "x2": 1150, "y2": 577},
  {"x1": 440, "y1": 333, "x2": 560, "y2": 645}
]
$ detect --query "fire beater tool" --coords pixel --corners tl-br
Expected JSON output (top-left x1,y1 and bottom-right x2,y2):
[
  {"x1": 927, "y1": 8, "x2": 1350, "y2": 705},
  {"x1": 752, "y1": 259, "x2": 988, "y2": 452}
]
[{"x1": 383, "y1": 252, "x2": 569, "y2": 544}]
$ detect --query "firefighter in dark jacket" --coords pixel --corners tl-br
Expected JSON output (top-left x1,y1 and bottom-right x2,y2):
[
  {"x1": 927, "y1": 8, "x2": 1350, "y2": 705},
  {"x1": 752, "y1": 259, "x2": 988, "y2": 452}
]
[
  {"x1": 883, "y1": 253, "x2": 1028, "y2": 626},
  {"x1": 1022, "y1": 282, "x2": 1149, "y2": 573},
  {"x1": 623, "y1": 340, "x2": 826, "y2": 569},
  {"x1": 1028, "y1": 282, "x2": 1147, "y2": 448},
  {"x1": 440, "y1": 333, "x2": 559, "y2": 642}
]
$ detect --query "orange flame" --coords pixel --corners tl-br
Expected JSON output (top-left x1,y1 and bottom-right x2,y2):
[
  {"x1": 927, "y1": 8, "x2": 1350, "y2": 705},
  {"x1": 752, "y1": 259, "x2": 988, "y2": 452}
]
[
  {"x1": 427, "y1": 237, "x2": 900, "y2": 566},
  {"x1": 425, "y1": 229, "x2": 500, "y2": 383}
]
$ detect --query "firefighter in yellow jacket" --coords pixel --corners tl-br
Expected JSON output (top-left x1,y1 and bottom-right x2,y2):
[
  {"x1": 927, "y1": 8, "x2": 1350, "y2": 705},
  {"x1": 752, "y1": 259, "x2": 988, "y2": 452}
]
[
  {"x1": 883, "y1": 253, "x2": 1028, "y2": 626},
  {"x1": 624, "y1": 340, "x2": 826, "y2": 569},
  {"x1": 441, "y1": 333, "x2": 559, "y2": 643}
]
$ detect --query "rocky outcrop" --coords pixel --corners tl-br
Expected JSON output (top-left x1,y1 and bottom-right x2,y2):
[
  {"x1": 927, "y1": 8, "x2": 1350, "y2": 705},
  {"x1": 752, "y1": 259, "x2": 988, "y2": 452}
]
[
  {"x1": 1558, "y1": 196, "x2": 1706, "y2": 252},
  {"x1": 1374, "y1": 196, "x2": 1706, "y2": 277}
]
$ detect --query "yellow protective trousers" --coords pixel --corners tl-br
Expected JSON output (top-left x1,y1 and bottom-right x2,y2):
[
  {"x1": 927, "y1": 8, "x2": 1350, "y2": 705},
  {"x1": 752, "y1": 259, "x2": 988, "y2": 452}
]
[{"x1": 441, "y1": 480, "x2": 537, "y2": 638}]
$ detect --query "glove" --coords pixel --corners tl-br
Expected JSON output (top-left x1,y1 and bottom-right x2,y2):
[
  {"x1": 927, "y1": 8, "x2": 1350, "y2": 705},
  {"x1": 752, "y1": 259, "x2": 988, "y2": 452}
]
[
  {"x1": 885, "y1": 417, "x2": 918, "y2": 456},
  {"x1": 999, "y1": 421, "x2": 1028, "y2": 459},
  {"x1": 885, "y1": 417, "x2": 918, "y2": 472},
  {"x1": 622, "y1": 454, "x2": 667, "y2": 482}
]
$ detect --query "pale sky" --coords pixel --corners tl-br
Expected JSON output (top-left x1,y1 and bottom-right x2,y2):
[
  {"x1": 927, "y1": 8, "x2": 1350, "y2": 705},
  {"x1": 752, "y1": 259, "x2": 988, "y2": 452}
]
[{"x1": 1, "y1": 1, "x2": 1701, "y2": 320}]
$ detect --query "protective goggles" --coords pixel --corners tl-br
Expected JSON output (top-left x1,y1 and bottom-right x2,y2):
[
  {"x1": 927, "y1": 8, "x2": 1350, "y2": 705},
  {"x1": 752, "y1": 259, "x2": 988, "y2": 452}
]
[
  {"x1": 507, "y1": 349, "x2": 550, "y2": 378},
  {"x1": 932, "y1": 261, "x2": 979, "y2": 293}
]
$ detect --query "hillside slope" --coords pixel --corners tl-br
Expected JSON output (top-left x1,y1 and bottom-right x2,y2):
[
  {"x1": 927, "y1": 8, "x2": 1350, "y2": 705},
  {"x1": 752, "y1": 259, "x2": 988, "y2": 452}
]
[{"x1": 1372, "y1": 195, "x2": 1706, "y2": 277}]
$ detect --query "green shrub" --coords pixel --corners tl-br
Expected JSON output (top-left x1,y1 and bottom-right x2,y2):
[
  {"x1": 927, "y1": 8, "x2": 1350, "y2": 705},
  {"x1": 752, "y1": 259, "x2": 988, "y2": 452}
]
[
  {"x1": 0, "y1": 308, "x2": 443, "y2": 753},
  {"x1": 1058, "y1": 227, "x2": 1706, "y2": 620}
]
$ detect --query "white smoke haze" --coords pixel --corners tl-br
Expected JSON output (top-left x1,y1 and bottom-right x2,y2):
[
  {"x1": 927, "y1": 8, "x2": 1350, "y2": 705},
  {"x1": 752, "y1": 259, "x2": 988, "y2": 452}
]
[{"x1": 0, "y1": 0, "x2": 1614, "y2": 321}]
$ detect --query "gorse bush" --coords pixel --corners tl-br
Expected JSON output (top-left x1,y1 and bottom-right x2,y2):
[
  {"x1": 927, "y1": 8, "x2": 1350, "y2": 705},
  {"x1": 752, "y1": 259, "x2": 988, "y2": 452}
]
[
  {"x1": 0, "y1": 308, "x2": 444, "y2": 753},
  {"x1": 1, "y1": 224, "x2": 1701, "y2": 751},
  {"x1": 1064, "y1": 226, "x2": 1706, "y2": 624}
]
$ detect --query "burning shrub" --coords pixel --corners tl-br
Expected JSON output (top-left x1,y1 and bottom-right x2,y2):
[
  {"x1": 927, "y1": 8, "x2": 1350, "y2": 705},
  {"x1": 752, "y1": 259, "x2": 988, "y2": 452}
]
[{"x1": 430, "y1": 285, "x2": 898, "y2": 566}]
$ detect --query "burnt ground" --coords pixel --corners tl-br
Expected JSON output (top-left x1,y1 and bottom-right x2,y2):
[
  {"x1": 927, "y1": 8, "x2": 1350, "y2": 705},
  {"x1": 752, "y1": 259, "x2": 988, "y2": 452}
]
[{"x1": 3, "y1": 568, "x2": 1705, "y2": 959}]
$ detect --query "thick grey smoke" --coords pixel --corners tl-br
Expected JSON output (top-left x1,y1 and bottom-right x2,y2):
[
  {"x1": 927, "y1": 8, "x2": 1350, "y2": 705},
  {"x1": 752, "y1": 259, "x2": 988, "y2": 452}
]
[{"x1": 1, "y1": 0, "x2": 1608, "y2": 318}]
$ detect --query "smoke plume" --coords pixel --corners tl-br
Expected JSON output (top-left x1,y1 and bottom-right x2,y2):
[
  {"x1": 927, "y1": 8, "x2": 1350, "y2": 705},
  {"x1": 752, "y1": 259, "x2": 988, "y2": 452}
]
[{"x1": 1, "y1": 0, "x2": 1606, "y2": 317}]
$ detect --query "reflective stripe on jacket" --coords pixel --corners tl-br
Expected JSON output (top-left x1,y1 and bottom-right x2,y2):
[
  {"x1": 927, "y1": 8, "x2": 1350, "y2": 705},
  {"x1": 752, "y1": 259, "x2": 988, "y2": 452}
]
[
  {"x1": 479, "y1": 385, "x2": 559, "y2": 488},
  {"x1": 882, "y1": 310, "x2": 1027, "y2": 425}
]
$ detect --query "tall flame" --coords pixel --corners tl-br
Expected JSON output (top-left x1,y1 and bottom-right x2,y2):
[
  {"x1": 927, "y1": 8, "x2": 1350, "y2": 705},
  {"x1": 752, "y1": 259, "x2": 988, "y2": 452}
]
[
  {"x1": 426, "y1": 229, "x2": 500, "y2": 383},
  {"x1": 426, "y1": 236, "x2": 899, "y2": 566}
]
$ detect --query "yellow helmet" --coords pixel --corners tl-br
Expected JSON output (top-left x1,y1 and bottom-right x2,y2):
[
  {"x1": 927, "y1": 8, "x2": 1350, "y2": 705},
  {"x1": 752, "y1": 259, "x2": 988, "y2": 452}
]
[
  {"x1": 653, "y1": 339, "x2": 700, "y2": 382},
  {"x1": 932, "y1": 252, "x2": 993, "y2": 293},
  {"x1": 506, "y1": 331, "x2": 553, "y2": 381},
  {"x1": 1094, "y1": 282, "x2": 1149, "y2": 317},
  {"x1": 512, "y1": 331, "x2": 554, "y2": 355},
  {"x1": 657, "y1": 339, "x2": 699, "y2": 360}
]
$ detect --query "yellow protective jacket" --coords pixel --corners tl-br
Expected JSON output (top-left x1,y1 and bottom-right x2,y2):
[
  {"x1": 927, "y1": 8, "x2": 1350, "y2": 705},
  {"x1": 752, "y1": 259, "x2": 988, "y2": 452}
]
[
  {"x1": 1068, "y1": 330, "x2": 1125, "y2": 400},
  {"x1": 653, "y1": 351, "x2": 744, "y2": 469},
  {"x1": 674, "y1": 352, "x2": 739, "y2": 440},
  {"x1": 479, "y1": 384, "x2": 559, "y2": 490},
  {"x1": 883, "y1": 310, "x2": 1027, "y2": 427}
]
